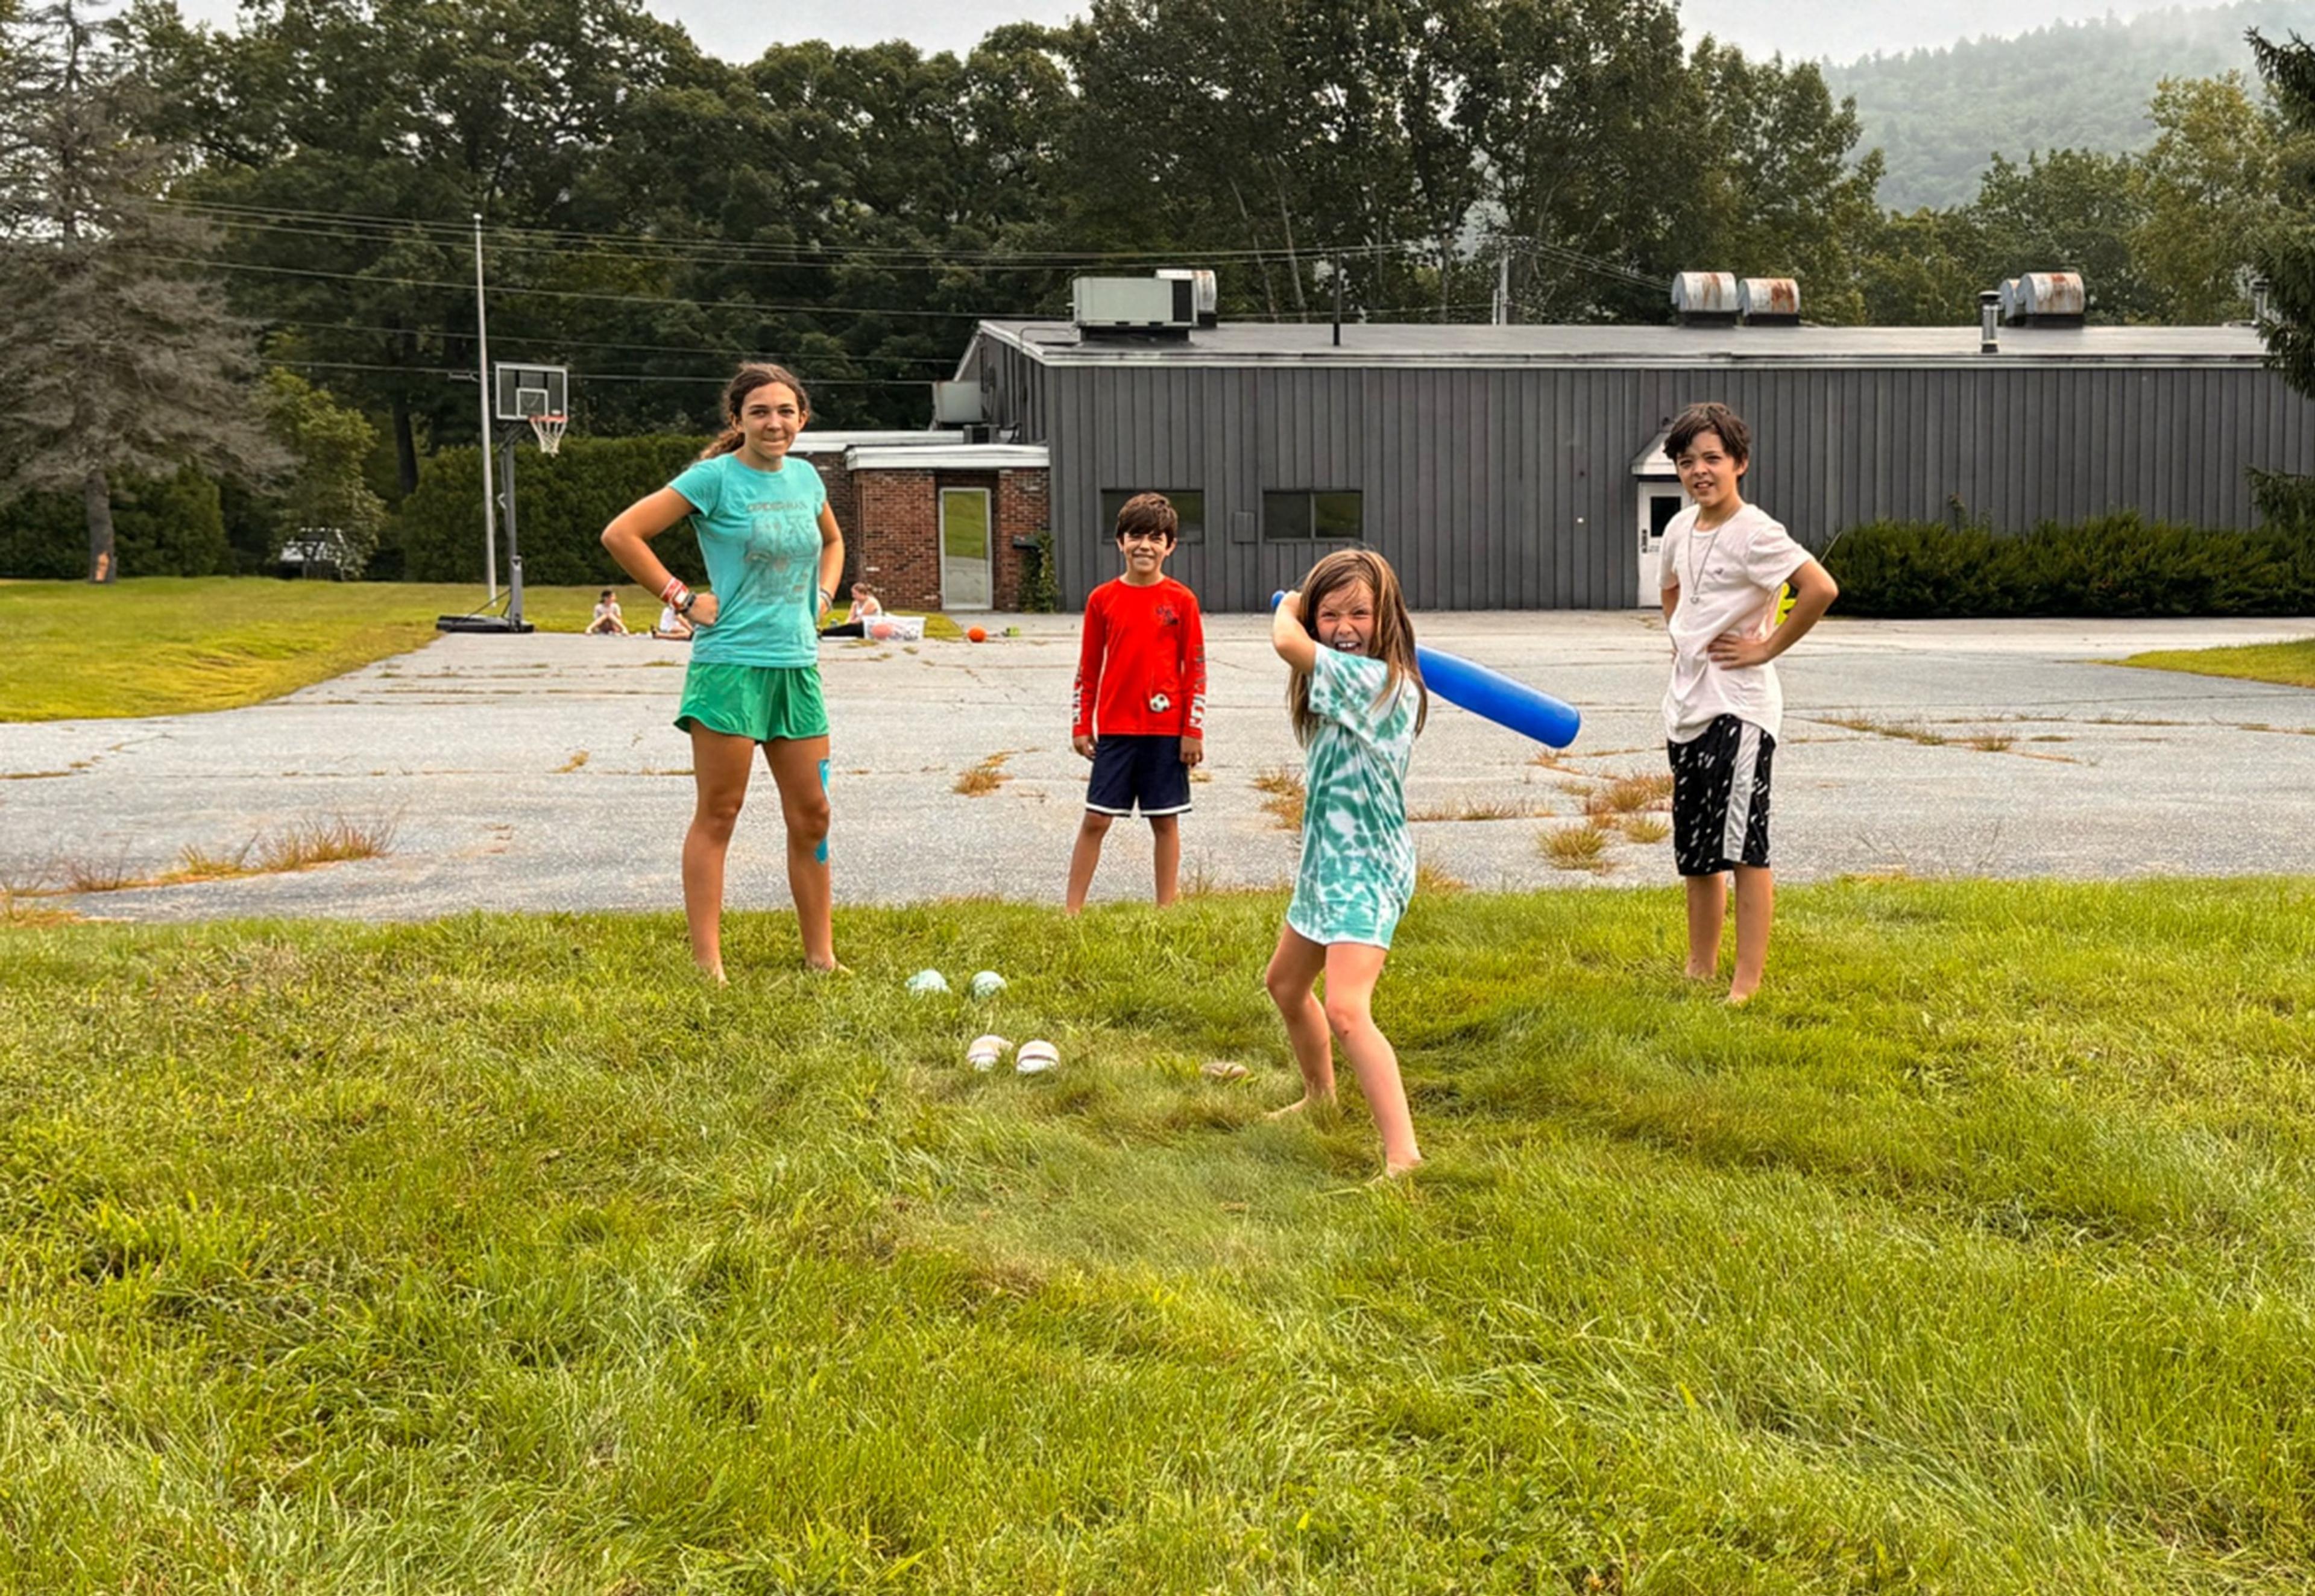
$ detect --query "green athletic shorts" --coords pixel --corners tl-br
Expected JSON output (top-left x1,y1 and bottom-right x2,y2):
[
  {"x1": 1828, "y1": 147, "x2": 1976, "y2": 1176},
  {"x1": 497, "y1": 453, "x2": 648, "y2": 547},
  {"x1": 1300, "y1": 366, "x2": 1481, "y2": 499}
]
[{"x1": 675, "y1": 662, "x2": 830, "y2": 743}]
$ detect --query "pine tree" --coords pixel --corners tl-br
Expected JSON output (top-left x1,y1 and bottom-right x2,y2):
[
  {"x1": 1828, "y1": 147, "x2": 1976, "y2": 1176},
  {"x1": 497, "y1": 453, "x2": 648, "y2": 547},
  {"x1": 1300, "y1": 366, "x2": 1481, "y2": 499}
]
[
  {"x1": 2250, "y1": 28, "x2": 2315, "y2": 400},
  {"x1": 0, "y1": 0, "x2": 278, "y2": 582}
]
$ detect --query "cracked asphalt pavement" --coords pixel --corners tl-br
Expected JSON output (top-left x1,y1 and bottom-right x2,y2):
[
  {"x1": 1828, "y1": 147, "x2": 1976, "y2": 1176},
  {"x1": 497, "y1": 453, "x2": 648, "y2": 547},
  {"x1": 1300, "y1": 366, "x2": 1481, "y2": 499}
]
[{"x1": 5, "y1": 612, "x2": 2313, "y2": 921}]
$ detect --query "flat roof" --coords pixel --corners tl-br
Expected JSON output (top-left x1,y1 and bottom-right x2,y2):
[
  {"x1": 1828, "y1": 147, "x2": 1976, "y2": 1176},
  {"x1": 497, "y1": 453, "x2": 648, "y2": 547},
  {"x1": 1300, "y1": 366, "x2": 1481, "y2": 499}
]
[
  {"x1": 792, "y1": 430, "x2": 966, "y2": 451},
  {"x1": 974, "y1": 319, "x2": 2270, "y2": 369},
  {"x1": 845, "y1": 444, "x2": 1048, "y2": 471}
]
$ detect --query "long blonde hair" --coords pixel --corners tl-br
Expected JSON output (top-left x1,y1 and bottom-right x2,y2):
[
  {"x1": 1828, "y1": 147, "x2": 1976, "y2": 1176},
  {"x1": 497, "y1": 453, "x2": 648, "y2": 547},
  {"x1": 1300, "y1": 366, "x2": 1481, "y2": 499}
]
[
  {"x1": 701, "y1": 363, "x2": 811, "y2": 459},
  {"x1": 1288, "y1": 548, "x2": 1426, "y2": 744}
]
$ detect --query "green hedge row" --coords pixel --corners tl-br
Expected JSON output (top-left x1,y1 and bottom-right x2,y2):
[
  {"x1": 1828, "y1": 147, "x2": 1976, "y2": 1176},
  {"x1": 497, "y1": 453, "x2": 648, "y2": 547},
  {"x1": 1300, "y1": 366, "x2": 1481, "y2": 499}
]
[
  {"x1": 1, "y1": 435, "x2": 721, "y2": 583},
  {"x1": 0, "y1": 468, "x2": 234, "y2": 579},
  {"x1": 397, "y1": 435, "x2": 710, "y2": 586},
  {"x1": 1822, "y1": 513, "x2": 2315, "y2": 618}
]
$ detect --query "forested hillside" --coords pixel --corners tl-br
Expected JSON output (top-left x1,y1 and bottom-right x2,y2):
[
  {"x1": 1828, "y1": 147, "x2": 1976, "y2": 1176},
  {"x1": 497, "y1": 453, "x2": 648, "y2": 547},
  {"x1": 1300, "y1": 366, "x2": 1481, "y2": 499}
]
[{"x1": 1827, "y1": 0, "x2": 2315, "y2": 209}]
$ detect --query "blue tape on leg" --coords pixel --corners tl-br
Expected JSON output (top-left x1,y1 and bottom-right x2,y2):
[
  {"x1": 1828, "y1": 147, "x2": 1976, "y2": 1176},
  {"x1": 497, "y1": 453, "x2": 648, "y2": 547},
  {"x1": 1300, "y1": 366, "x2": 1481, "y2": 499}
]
[{"x1": 816, "y1": 758, "x2": 830, "y2": 864}]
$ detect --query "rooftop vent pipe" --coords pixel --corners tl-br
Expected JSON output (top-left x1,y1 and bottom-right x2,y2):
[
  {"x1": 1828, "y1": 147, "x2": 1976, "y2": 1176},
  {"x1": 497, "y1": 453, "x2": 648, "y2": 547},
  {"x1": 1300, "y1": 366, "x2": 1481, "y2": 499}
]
[{"x1": 1979, "y1": 291, "x2": 2001, "y2": 354}]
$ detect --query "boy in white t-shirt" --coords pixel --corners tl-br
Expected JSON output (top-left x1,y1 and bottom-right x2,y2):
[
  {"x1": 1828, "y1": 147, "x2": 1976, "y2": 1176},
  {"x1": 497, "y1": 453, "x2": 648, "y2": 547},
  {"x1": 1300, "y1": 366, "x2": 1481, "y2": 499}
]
[{"x1": 1657, "y1": 402, "x2": 1839, "y2": 1004}]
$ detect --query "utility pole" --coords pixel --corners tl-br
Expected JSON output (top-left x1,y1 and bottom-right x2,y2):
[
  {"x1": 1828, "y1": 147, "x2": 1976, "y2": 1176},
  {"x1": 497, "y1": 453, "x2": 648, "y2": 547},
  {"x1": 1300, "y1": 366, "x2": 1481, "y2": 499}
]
[{"x1": 473, "y1": 213, "x2": 499, "y2": 603}]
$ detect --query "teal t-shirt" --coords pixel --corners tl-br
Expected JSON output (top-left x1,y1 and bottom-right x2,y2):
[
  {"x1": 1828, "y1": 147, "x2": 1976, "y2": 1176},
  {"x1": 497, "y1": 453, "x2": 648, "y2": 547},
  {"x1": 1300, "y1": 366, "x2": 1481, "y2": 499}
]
[
  {"x1": 667, "y1": 452, "x2": 828, "y2": 668},
  {"x1": 1286, "y1": 647, "x2": 1419, "y2": 949}
]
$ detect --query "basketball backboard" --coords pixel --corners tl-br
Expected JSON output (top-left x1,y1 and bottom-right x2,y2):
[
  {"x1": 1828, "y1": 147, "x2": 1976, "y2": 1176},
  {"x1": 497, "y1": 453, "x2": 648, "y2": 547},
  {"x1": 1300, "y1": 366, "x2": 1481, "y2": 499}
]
[{"x1": 493, "y1": 362, "x2": 568, "y2": 421}]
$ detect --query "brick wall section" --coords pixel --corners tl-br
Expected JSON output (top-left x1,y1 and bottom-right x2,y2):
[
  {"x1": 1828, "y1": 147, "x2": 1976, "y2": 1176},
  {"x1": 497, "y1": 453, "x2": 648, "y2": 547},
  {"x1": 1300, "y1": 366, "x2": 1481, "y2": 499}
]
[
  {"x1": 829, "y1": 462, "x2": 1049, "y2": 612},
  {"x1": 808, "y1": 453, "x2": 859, "y2": 573},
  {"x1": 847, "y1": 470, "x2": 940, "y2": 609},
  {"x1": 994, "y1": 468, "x2": 1047, "y2": 609}
]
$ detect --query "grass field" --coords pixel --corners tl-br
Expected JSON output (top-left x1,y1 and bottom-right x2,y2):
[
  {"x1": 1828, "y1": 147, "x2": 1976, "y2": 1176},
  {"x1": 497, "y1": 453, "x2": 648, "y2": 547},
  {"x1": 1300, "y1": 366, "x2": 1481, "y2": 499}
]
[
  {"x1": 5, "y1": 879, "x2": 2314, "y2": 1591},
  {"x1": 0, "y1": 580, "x2": 959, "y2": 722},
  {"x1": 0, "y1": 579, "x2": 628, "y2": 721},
  {"x1": 2118, "y1": 636, "x2": 2315, "y2": 689}
]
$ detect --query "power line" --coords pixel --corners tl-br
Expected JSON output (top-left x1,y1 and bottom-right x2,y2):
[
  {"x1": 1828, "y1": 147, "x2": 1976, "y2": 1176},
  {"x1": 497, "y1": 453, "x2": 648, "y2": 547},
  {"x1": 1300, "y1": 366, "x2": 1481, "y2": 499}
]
[
  {"x1": 1497, "y1": 233, "x2": 1665, "y2": 293},
  {"x1": 150, "y1": 195, "x2": 1421, "y2": 271},
  {"x1": 272, "y1": 359, "x2": 921, "y2": 388},
  {"x1": 149, "y1": 253, "x2": 1022, "y2": 318},
  {"x1": 149, "y1": 195, "x2": 1675, "y2": 311},
  {"x1": 258, "y1": 316, "x2": 960, "y2": 366}
]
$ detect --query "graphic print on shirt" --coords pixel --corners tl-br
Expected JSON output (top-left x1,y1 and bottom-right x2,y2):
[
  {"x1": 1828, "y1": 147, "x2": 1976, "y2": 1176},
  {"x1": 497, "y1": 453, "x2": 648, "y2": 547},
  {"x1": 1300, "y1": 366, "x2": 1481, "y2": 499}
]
[
  {"x1": 742, "y1": 492, "x2": 819, "y2": 602},
  {"x1": 1071, "y1": 578, "x2": 1209, "y2": 740}
]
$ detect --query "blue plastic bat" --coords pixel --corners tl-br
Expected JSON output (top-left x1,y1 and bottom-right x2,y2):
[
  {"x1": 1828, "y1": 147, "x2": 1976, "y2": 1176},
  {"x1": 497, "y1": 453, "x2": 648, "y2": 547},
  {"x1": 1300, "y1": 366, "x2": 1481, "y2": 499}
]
[{"x1": 1272, "y1": 590, "x2": 1581, "y2": 749}]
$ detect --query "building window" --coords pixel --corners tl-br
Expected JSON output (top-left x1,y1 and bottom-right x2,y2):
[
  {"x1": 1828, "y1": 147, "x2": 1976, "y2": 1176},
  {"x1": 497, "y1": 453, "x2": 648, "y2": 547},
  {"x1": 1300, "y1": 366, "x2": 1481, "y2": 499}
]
[
  {"x1": 1099, "y1": 489, "x2": 1204, "y2": 544},
  {"x1": 1262, "y1": 490, "x2": 1362, "y2": 541}
]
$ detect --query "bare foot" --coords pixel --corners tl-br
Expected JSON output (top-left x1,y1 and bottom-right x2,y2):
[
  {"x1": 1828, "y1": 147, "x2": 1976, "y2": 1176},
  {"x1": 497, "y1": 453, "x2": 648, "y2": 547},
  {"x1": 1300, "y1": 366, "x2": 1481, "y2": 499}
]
[
  {"x1": 1683, "y1": 965, "x2": 1717, "y2": 982},
  {"x1": 804, "y1": 958, "x2": 851, "y2": 976},
  {"x1": 696, "y1": 963, "x2": 728, "y2": 985},
  {"x1": 1267, "y1": 1093, "x2": 1337, "y2": 1122},
  {"x1": 1378, "y1": 1155, "x2": 1423, "y2": 1181},
  {"x1": 1725, "y1": 985, "x2": 1759, "y2": 1007}
]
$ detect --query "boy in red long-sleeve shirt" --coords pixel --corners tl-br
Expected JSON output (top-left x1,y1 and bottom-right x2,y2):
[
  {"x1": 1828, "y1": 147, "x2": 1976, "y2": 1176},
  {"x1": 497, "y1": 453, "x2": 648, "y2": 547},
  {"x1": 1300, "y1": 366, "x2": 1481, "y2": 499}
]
[{"x1": 1065, "y1": 493, "x2": 1207, "y2": 913}]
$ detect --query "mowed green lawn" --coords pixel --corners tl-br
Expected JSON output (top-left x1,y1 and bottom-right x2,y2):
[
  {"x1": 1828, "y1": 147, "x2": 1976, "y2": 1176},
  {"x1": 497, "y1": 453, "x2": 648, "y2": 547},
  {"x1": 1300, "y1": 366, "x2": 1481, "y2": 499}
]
[
  {"x1": 0, "y1": 579, "x2": 660, "y2": 721},
  {"x1": 5, "y1": 879, "x2": 2314, "y2": 1591},
  {"x1": 2120, "y1": 635, "x2": 2315, "y2": 688}
]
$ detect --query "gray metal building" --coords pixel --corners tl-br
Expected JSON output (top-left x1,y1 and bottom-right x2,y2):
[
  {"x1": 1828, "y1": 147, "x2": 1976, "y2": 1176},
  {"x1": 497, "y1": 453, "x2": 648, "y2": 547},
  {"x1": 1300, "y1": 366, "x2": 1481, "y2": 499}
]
[{"x1": 957, "y1": 319, "x2": 2315, "y2": 611}]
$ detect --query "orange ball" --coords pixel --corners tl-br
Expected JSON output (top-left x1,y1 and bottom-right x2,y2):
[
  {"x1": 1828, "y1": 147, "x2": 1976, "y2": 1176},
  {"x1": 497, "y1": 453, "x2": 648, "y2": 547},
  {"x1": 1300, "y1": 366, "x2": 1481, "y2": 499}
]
[{"x1": 966, "y1": 626, "x2": 987, "y2": 643}]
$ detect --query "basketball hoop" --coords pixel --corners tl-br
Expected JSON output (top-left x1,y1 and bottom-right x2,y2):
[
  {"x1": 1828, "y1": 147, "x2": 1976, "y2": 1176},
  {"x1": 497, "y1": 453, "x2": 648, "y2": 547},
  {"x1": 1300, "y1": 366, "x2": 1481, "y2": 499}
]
[{"x1": 528, "y1": 412, "x2": 567, "y2": 455}]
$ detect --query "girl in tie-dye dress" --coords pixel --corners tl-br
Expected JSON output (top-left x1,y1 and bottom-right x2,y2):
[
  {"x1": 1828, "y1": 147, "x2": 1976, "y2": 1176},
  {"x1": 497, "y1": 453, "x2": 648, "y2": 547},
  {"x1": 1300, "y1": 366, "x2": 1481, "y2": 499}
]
[{"x1": 1261, "y1": 549, "x2": 1429, "y2": 1178}]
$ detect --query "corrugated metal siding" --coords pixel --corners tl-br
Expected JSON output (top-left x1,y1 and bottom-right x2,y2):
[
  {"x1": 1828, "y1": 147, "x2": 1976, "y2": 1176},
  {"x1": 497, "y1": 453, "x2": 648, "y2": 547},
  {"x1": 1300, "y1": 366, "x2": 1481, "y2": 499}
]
[
  {"x1": 981, "y1": 341, "x2": 1046, "y2": 444},
  {"x1": 977, "y1": 345, "x2": 2315, "y2": 611}
]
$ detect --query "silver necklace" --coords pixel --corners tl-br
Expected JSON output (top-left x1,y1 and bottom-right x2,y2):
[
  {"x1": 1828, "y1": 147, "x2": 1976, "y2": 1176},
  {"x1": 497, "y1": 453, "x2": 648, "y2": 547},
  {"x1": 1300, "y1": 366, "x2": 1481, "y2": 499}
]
[{"x1": 1687, "y1": 509, "x2": 1732, "y2": 593}]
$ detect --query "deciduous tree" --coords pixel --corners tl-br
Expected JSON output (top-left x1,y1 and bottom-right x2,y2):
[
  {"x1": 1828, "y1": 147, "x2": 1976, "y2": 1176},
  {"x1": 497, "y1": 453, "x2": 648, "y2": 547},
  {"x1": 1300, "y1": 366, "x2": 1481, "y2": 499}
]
[{"x1": 2133, "y1": 72, "x2": 2282, "y2": 320}]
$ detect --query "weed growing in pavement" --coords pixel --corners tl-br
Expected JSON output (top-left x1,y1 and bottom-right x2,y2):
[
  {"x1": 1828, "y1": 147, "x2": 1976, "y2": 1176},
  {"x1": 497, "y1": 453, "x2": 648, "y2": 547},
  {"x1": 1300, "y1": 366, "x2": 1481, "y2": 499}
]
[
  {"x1": 1409, "y1": 796, "x2": 1552, "y2": 822},
  {"x1": 1253, "y1": 767, "x2": 1306, "y2": 832},
  {"x1": 1542, "y1": 823, "x2": 1610, "y2": 869},
  {"x1": 954, "y1": 753, "x2": 1015, "y2": 797}
]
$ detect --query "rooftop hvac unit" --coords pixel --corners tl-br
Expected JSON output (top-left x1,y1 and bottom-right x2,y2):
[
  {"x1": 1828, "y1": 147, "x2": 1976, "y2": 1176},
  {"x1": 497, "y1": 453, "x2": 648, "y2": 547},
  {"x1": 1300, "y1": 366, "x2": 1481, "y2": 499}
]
[
  {"x1": 1154, "y1": 268, "x2": 1220, "y2": 327},
  {"x1": 1072, "y1": 276, "x2": 1196, "y2": 335},
  {"x1": 1737, "y1": 277, "x2": 1800, "y2": 325},
  {"x1": 1671, "y1": 271, "x2": 1738, "y2": 323},
  {"x1": 931, "y1": 381, "x2": 983, "y2": 424}
]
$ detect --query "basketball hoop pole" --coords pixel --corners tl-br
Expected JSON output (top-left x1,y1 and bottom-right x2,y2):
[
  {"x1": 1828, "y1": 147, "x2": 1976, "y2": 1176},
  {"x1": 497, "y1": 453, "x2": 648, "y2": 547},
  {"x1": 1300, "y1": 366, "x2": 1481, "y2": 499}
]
[
  {"x1": 473, "y1": 213, "x2": 500, "y2": 605},
  {"x1": 499, "y1": 433, "x2": 526, "y2": 630}
]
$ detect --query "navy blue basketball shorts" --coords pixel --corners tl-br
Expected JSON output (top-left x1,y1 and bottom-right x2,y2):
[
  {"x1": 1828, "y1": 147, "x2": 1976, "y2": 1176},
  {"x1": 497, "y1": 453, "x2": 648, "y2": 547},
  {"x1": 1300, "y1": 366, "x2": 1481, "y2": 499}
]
[
  {"x1": 1668, "y1": 714, "x2": 1774, "y2": 877},
  {"x1": 1086, "y1": 734, "x2": 1192, "y2": 818}
]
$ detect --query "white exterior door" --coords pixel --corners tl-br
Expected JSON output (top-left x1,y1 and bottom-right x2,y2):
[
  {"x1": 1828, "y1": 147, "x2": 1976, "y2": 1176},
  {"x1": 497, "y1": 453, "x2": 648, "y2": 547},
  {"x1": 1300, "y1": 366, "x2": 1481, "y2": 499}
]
[
  {"x1": 940, "y1": 488, "x2": 992, "y2": 611},
  {"x1": 1637, "y1": 483, "x2": 1689, "y2": 606}
]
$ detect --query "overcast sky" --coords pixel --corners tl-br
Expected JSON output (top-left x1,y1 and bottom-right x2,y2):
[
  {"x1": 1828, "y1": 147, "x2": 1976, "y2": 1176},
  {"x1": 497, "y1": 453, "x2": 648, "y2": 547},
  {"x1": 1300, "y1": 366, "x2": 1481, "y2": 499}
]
[{"x1": 162, "y1": 0, "x2": 2195, "y2": 64}]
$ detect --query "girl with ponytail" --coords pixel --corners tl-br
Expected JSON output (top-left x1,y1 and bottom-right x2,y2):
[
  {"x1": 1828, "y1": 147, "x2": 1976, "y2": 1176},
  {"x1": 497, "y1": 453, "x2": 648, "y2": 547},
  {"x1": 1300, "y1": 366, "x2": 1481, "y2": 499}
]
[{"x1": 601, "y1": 364, "x2": 848, "y2": 978}]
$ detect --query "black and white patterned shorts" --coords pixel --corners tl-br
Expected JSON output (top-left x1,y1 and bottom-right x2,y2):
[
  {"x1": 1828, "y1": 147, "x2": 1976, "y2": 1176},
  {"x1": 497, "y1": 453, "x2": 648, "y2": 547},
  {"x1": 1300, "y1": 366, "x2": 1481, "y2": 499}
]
[{"x1": 1668, "y1": 714, "x2": 1774, "y2": 877}]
